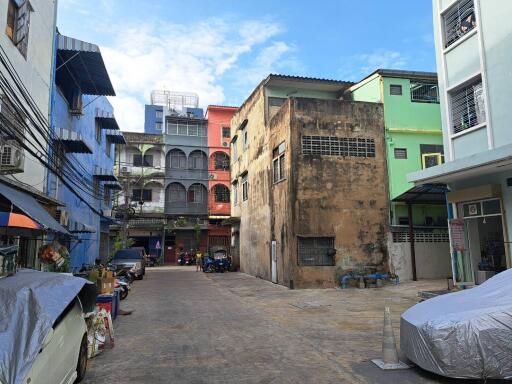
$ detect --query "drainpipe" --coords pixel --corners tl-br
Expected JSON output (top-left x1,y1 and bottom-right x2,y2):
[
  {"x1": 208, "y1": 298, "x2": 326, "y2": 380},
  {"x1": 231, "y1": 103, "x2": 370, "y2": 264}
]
[{"x1": 408, "y1": 203, "x2": 417, "y2": 281}]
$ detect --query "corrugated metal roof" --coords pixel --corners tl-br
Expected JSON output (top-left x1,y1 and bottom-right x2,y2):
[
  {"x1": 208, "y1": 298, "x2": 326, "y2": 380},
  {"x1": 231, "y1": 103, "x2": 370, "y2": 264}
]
[
  {"x1": 268, "y1": 73, "x2": 353, "y2": 85},
  {"x1": 359, "y1": 69, "x2": 438, "y2": 83}
]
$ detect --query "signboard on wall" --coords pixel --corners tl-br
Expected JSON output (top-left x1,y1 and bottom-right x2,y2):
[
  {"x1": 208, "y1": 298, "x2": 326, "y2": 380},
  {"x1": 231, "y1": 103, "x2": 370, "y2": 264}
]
[{"x1": 449, "y1": 219, "x2": 465, "y2": 252}]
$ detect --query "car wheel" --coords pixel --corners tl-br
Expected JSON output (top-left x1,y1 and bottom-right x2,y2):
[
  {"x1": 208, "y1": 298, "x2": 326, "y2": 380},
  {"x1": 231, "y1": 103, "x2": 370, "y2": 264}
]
[{"x1": 75, "y1": 334, "x2": 88, "y2": 383}]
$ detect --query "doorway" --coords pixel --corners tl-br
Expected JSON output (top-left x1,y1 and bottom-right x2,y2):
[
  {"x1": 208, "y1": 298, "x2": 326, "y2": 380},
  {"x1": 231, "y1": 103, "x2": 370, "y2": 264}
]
[{"x1": 452, "y1": 198, "x2": 507, "y2": 285}]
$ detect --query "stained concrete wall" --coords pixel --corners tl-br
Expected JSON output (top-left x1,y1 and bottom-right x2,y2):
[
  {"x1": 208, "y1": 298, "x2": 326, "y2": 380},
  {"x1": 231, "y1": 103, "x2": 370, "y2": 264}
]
[
  {"x1": 289, "y1": 98, "x2": 389, "y2": 288},
  {"x1": 231, "y1": 86, "x2": 273, "y2": 280}
]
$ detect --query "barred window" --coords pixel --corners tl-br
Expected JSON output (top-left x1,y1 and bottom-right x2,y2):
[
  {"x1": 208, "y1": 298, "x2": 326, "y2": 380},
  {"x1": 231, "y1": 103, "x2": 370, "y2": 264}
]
[
  {"x1": 451, "y1": 79, "x2": 485, "y2": 134},
  {"x1": 394, "y1": 148, "x2": 407, "y2": 159},
  {"x1": 297, "y1": 237, "x2": 335, "y2": 266},
  {"x1": 222, "y1": 127, "x2": 230, "y2": 138},
  {"x1": 302, "y1": 136, "x2": 375, "y2": 158},
  {"x1": 168, "y1": 149, "x2": 187, "y2": 169},
  {"x1": 214, "y1": 152, "x2": 230, "y2": 170},
  {"x1": 213, "y1": 184, "x2": 230, "y2": 203},
  {"x1": 444, "y1": 0, "x2": 476, "y2": 48},
  {"x1": 168, "y1": 183, "x2": 186, "y2": 202},
  {"x1": 232, "y1": 181, "x2": 238, "y2": 205},
  {"x1": 410, "y1": 82, "x2": 439, "y2": 103}
]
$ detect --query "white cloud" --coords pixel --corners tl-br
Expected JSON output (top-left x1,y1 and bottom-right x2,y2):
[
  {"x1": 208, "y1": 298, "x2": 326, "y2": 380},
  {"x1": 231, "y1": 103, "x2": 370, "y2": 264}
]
[
  {"x1": 99, "y1": 18, "x2": 292, "y2": 132},
  {"x1": 338, "y1": 50, "x2": 408, "y2": 82}
]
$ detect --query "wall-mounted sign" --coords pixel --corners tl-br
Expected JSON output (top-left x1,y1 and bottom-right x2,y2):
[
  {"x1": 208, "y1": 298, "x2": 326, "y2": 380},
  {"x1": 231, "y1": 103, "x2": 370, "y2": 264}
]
[
  {"x1": 449, "y1": 219, "x2": 465, "y2": 252},
  {"x1": 468, "y1": 204, "x2": 478, "y2": 216}
]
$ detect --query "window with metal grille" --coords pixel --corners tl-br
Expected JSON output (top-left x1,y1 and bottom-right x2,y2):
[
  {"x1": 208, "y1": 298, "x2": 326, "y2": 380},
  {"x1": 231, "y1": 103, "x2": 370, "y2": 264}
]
[
  {"x1": 272, "y1": 142, "x2": 286, "y2": 183},
  {"x1": 214, "y1": 152, "x2": 230, "y2": 170},
  {"x1": 166, "y1": 122, "x2": 207, "y2": 136},
  {"x1": 443, "y1": 0, "x2": 476, "y2": 48},
  {"x1": 222, "y1": 127, "x2": 230, "y2": 138},
  {"x1": 410, "y1": 82, "x2": 439, "y2": 103},
  {"x1": 450, "y1": 79, "x2": 485, "y2": 134},
  {"x1": 302, "y1": 136, "x2": 375, "y2": 158},
  {"x1": 155, "y1": 122, "x2": 162, "y2": 131},
  {"x1": 213, "y1": 184, "x2": 230, "y2": 203},
  {"x1": 242, "y1": 174, "x2": 248, "y2": 201},
  {"x1": 155, "y1": 110, "x2": 163, "y2": 119},
  {"x1": 188, "y1": 184, "x2": 207, "y2": 204},
  {"x1": 132, "y1": 189, "x2": 152, "y2": 202},
  {"x1": 390, "y1": 84, "x2": 402, "y2": 95},
  {"x1": 297, "y1": 237, "x2": 335, "y2": 266},
  {"x1": 0, "y1": 146, "x2": 11, "y2": 165},
  {"x1": 168, "y1": 149, "x2": 187, "y2": 169},
  {"x1": 104, "y1": 188, "x2": 111, "y2": 205},
  {"x1": 188, "y1": 150, "x2": 207, "y2": 169},
  {"x1": 394, "y1": 148, "x2": 407, "y2": 159},
  {"x1": 168, "y1": 183, "x2": 186, "y2": 202},
  {"x1": 6, "y1": 0, "x2": 31, "y2": 58},
  {"x1": 232, "y1": 181, "x2": 238, "y2": 205}
]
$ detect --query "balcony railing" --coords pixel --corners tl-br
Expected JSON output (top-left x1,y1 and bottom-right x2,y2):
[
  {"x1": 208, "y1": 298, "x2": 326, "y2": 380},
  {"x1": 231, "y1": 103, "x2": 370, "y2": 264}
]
[
  {"x1": 165, "y1": 168, "x2": 208, "y2": 180},
  {"x1": 165, "y1": 202, "x2": 208, "y2": 215}
]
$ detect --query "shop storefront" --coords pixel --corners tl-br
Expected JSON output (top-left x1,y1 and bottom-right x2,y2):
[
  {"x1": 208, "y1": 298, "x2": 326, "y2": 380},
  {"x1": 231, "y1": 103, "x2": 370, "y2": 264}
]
[{"x1": 449, "y1": 196, "x2": 508, "y2": 285}]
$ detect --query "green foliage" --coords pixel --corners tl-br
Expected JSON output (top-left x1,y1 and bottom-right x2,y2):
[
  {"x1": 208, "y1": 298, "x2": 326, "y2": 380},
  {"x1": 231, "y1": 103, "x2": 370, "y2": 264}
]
[{"x1": 109, "y1": 233, "x2": 134, "y2": 261}]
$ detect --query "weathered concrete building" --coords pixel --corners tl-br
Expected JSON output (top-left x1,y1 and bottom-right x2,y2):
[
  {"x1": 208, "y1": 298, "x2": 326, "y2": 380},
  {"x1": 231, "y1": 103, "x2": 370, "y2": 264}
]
[{"x1": 230, "y1": 75, "x2": 389, "y2": 288}]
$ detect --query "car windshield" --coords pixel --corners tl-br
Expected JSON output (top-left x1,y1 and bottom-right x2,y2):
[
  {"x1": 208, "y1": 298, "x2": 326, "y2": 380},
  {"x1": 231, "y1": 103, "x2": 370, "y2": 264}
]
[{"x1": 114, "y1": 249, "x2": 141, "y2": 260}]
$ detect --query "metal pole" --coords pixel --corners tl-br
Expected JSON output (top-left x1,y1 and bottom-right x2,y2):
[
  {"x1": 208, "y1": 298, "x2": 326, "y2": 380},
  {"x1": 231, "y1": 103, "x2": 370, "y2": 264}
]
[{"x1": 408, "y1": 203, "x2": 417, "y2": 281}]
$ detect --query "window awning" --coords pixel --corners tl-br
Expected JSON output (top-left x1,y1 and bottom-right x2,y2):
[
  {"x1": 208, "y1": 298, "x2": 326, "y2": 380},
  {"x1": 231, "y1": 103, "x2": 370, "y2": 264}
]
[
  {"x1": 55, "y1": 128, "x2": 92, "y2": 154},
  {"x1": 0, "y1": 182, "x2": 70, "y2": 235},
  {"x1": 56, "y1": 34, "x2": 115, "y2": 97},
  {"x1": 103, "y1": 180, "x2": 122, "y2": 190},
  {"x1": 96, "y1": 110, "x2": 120, "y2": 130},
  {"x1": 105, "y1": 129, "x2": 126, "y2": 144},
  {"x1": 93, "y1": 166, "x2": 117, "y2": 181},
  {"x1": 70, "y1": 221, "x2": 96, "y2": 234},
  {"x1": 393, "y1": 184, "x2": 448, "y2": 205}
]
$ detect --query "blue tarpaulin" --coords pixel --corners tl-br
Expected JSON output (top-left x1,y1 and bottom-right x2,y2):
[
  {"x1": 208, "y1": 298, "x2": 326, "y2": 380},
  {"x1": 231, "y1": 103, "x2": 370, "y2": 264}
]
[{"x1": 0, "y1": 270, "x2": 92, "y2": 384}]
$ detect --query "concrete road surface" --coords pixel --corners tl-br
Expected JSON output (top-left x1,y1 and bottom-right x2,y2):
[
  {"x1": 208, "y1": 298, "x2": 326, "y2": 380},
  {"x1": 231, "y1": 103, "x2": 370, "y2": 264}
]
[{"x1": 83, "y1": 267, "x2": 505, "y2": 384}]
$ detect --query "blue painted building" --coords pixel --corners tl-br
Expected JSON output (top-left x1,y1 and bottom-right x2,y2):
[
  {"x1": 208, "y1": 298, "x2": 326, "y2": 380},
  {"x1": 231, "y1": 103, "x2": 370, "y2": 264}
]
[{"x1": 48, "y1": 33, "x2": 125, "y2": 270}]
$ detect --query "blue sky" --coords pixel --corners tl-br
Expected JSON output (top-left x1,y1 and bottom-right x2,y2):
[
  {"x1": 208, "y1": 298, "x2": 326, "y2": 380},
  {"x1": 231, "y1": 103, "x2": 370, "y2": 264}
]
[{"x1": 57, "y1": 0, "x2": 437, "y2": 131}]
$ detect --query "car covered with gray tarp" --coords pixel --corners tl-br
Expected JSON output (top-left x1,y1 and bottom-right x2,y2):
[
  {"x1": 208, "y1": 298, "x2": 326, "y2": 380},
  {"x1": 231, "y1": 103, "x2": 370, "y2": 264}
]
[
  {"x1": 401, "y1": 269, "x2": 512, "y2": 379},
  {"x1": 0, "y1": 269, "x2": 95, "y2": 384}
]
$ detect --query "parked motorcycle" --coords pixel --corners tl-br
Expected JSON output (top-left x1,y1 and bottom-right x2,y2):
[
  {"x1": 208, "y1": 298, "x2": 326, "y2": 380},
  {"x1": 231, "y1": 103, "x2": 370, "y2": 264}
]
[
  {"x1": 178, "y1": 252, "x2": 186, "y2": 265},
  {"x1": 184, "y1": 253, "x2": 196, "y2": 266},
  {"x1": 115, "y1": 278, "x2": 131, "y2": 300},
  {"x1": 147, "y1": 254, "x2": 160, "y2": 267},
  {"x1": 203, "y1": 251, "x2": 231, "y2": 273}
]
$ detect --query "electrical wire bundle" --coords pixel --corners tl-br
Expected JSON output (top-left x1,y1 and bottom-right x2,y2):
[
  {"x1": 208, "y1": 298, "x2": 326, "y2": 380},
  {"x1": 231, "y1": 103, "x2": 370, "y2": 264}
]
[{"x1": 0, "y1": 43, "x2": 119, "y2": 217}]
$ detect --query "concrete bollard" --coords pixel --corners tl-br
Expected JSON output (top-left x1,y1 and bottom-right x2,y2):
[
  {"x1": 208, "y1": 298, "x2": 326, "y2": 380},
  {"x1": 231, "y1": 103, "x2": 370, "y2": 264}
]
[{"x1": 371, "y1": 306, "x2": 411, "y2": 370}]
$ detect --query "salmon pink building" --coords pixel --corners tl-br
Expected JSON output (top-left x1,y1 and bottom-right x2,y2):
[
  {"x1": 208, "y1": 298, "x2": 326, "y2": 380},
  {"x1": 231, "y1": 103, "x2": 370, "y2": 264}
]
[{"x1": 206, "y1": 105, "x2": 237, "y2": 253}]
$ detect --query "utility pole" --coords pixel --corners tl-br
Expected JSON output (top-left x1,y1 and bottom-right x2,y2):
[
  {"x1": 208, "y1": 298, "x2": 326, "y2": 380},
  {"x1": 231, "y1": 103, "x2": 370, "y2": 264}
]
[{"x1": 122, "y1": 176, "x2": 130, "y2": 247}]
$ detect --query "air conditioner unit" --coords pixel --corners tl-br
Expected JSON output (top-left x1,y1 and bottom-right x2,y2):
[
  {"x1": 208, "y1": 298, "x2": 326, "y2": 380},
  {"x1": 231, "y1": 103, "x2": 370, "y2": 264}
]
[
  {"x1": 121, "y1": 166, "x2": 131, "y2": 174},
  {"x1": 69, "y1": 93, "x2": 83, "y2": 116},
  {"x1": 209, "y1": 174, "x2": 217, "y2": 180},
  {"x1": 222, "y1": 142, "x2": 229, "y2": 147},
  {"x1": 0, "y1": 144, "x2": 24, "y2": 174}
]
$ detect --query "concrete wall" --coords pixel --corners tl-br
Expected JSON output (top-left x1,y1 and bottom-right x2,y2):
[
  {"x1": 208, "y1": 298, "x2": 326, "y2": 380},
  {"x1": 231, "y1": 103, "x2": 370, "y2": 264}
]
[
  {"x1": 387, "y1": 234, "x2": 451, "y2": 281},
  {"x1": 230, "y1": 86, "x2": 273, "y2": 280},
  {"x1": 0, "y1": 0, "x2": 57, "y2": 191},
  {"x1": 285, "y1": 98, "x2": 389, "y2": 288},
  {"x1": 144, "y1": 104, "x2": 163, "y2": 134}
]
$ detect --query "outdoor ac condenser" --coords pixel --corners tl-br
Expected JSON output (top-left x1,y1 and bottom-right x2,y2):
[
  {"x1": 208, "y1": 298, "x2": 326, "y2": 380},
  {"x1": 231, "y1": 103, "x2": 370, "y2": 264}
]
[{"x1": 0, "y1": 144, "x2": 24, "y2": 174}]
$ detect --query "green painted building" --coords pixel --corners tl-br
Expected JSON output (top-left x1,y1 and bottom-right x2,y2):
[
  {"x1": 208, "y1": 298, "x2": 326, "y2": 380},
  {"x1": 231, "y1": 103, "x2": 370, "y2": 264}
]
[{"x1": 350, "y1": 69, "x2": 447, "y2": 227}]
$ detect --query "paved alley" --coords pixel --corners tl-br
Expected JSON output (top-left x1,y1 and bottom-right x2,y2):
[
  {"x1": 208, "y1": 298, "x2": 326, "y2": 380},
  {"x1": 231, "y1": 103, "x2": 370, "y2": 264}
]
[{"x1": 83, "y1": 268, "x2": 502, "y2": 384}]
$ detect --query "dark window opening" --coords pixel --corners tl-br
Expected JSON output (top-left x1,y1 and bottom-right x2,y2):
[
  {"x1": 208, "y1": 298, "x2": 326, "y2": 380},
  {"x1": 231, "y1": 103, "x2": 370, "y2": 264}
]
[
  {"x1": 242, "y1": 175, "x2": 248, "y2": 201},
  {"x1": 133, "y1": 154, "x2": 153, "y2": 167},
  {"x1": 272, "y1": 143, "x2": 286, "y2": 183},
  {"x1": 398, "y1": 217, "x2": 409, "y2": 226},
  {"x1": 132, "y1": 189, "x2": 152, "y2": 202},
  {"x1": 214, "y1": 152, "x2": 230, "y2": 170},
  {"x1": 222, "y1": 127, "x2": 230, "y2": 138},
  {"x1": 297, "y1": 237, "x2": 335, "y2": 266},
  {"x1": 6, "y1": 0, "x2": 31, "y2": 58}
]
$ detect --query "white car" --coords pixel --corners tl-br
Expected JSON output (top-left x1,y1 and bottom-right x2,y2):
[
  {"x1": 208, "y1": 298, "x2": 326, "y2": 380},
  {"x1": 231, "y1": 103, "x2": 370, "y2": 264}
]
[{"x1": 23, "y1": 298, "x2": 88, "y2": 384}]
